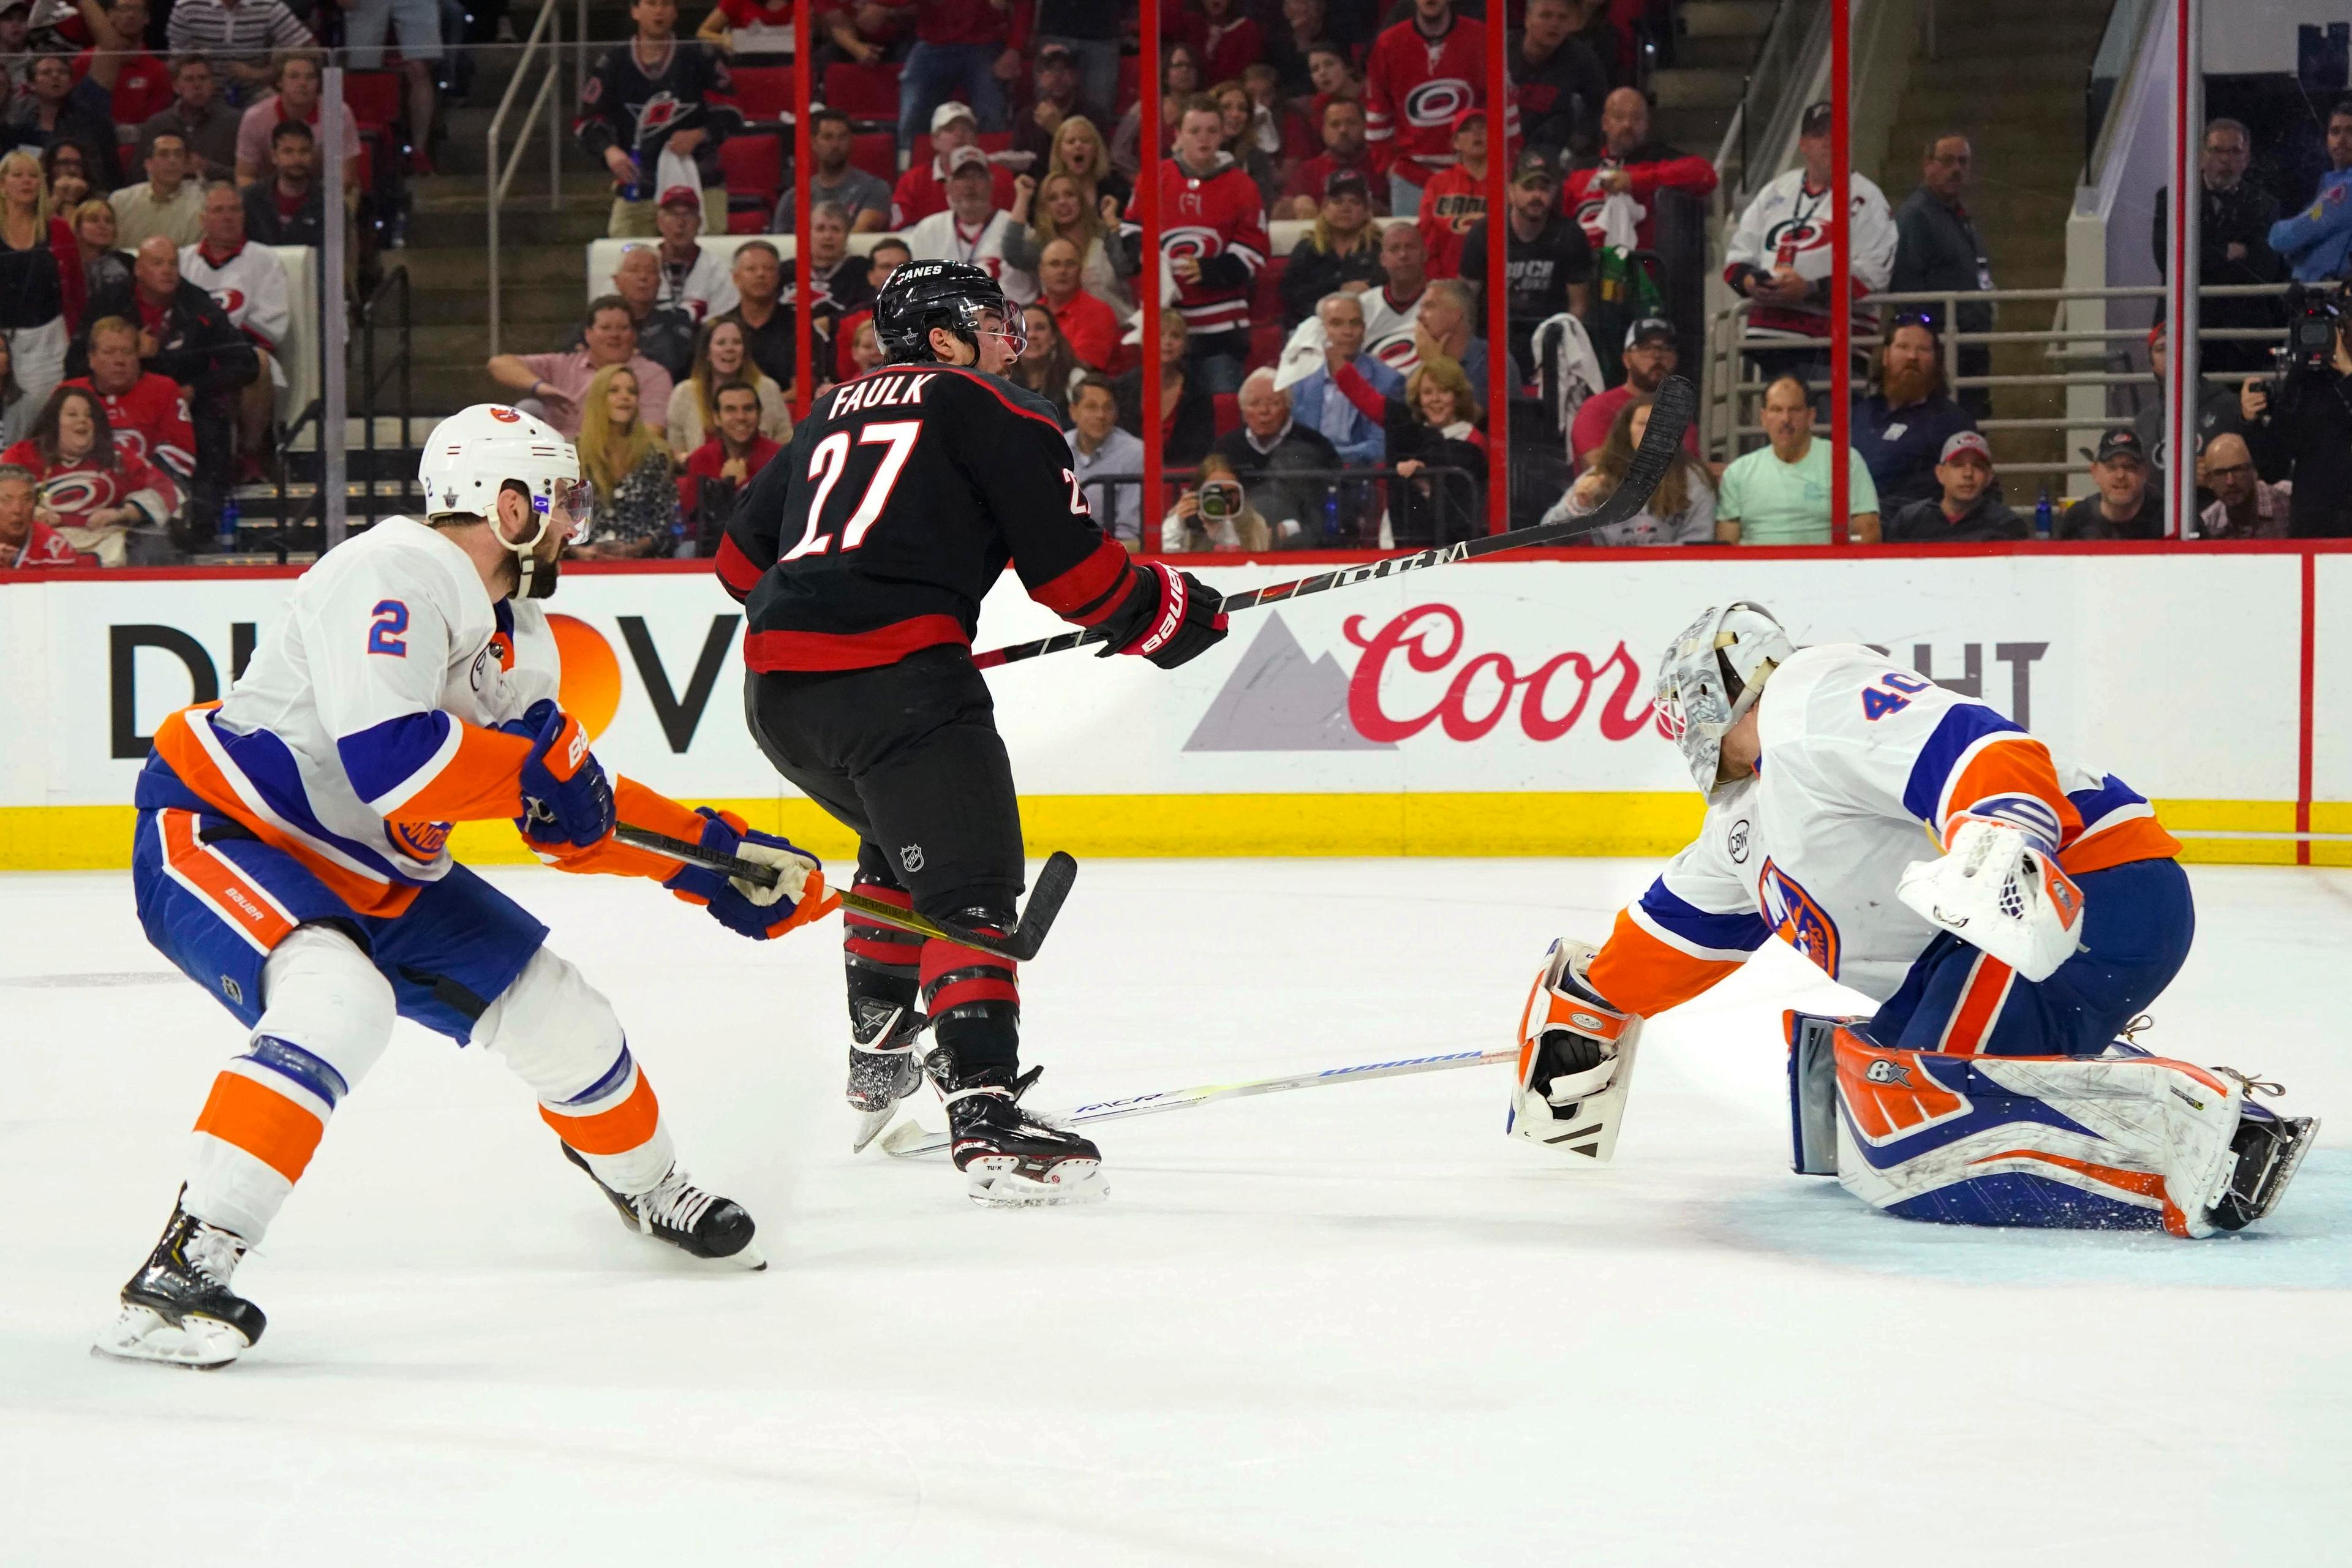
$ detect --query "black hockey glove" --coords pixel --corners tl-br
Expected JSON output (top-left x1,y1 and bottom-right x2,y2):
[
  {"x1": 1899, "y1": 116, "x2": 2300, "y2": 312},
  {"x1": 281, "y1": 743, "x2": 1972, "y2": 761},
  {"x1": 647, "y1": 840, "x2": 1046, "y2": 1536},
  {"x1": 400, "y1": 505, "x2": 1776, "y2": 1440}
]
[{"x1": 1096, "y1": 562, "x2": 1229, "y2": 670}]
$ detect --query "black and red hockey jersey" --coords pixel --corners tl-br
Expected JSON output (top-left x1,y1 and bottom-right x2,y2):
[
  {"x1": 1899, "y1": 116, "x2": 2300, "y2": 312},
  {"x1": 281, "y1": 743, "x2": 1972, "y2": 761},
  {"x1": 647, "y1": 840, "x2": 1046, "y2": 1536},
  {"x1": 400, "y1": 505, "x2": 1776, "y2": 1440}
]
[
  {"x1": 573, "y1": 39, "x2": 743, "y2": 191},
  {"x1": 718, "y1": 364, "x2": 1140, "y2": 673},
  {"x1": 1365, "y1": 12, "x2": 1507, "y2": 185},
  {"x1": 1126, "y1": 154, "x2": 1270, "y2": 341}
]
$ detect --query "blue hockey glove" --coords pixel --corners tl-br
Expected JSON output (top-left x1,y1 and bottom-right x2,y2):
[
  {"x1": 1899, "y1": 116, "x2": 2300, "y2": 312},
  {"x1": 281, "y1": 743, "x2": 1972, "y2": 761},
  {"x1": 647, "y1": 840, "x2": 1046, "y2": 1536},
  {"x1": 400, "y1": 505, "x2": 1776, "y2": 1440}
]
[
  {"x1": 663, "y1": 807, "x2": 835, "y2": 940},
  {"x1": 500, "y1": 698, "x2": 614, "y2": 849}
]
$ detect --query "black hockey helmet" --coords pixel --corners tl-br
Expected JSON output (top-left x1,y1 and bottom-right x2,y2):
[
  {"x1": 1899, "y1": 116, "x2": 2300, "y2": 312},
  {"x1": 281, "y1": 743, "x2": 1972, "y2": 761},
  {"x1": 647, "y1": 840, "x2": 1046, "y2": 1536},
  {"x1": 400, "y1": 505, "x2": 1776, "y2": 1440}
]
[{"x1": 873, "y1": 260, "x2": 1025, "y2": 365}]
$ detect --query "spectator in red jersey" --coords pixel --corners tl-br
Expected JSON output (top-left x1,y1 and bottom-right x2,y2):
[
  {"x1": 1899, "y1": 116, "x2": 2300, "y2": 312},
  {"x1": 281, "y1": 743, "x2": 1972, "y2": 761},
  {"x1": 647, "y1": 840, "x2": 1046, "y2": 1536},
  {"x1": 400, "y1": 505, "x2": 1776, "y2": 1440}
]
[
  {"x1": 1112, "y1": 42, "x2": 1200, "y2": 183},
  {"x1": 1123, "y1": 94, "x2": 1270, "y2": 396},
  {"x1": 891, "y1": 99, "x2": 1017, "y2": 227},
  {"x1": 893, "y1": 0, "x2": 1022, "y2": 155},
  {"x1": 1417, "y1": 108, "x2": 1490, "y2": 279},
  {"x1": 1512, "y1": 0, "x2": 1608, "y2": 162},
  {"x1": 1283, "y1": 97, "x2": 1384, "y2": 221},
  {"x1": 1280, "y1": 167, "x2": 1382, "y2": 327},
  {"x1": 1035, "y1": 237, "x2": 1119, "y2": 371},
  {"x1": 0, "y1": 461, "x2": 82, "y2": 565},
  {"x1": 77, "y1": 0, "x2": 172, "y2": 146},
  {"x1": 677, "y1": 377, "x2": 778, "y2": 544},
  {"x1": 1563, "y1": 88, "x2": 1717, "y2": 254},
  {"x1": 1365, "y1": 0, "x2": 1495, "y2": 220},
  {"x1": 1570, "y1": 317, "x2": 1695, "y2": 466},
  {"x1": 6, "y1": 384, "x2": 173, "y2": 564},
  {"x1": 69, "y1": 313, "x2": 197, "y2": 483},
  {"x1": 1179, "y1": 0, "x2": 1262, "y2": 89}
]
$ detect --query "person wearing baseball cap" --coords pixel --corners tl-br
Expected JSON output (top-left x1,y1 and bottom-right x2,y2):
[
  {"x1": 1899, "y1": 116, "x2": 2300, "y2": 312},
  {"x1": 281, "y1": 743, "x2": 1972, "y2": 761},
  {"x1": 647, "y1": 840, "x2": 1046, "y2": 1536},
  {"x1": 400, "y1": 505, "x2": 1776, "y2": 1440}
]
[
  {"x1": 651, "y1": 184, "x2": 741, "y2": 328},
  {"x1": 1280, "y1": 167, "x2": 1384, "y2": 326},
  {"x1": 2059, "y1": 427, "x2": 2165, "y2": 539},
  {"x1": 1414, "y1": 108, "x2": 1492, "y2": 278},
  {"x1": 1459, "y1": 146, "x2": 1595, "y2": 388},
  {"x1": 1884, "y1": 429, "x2": 2030, "y2": 541},
  {"x1": 1570, "y1": 316, "x2": 1698, "y2": 462},
  {"x1": 891, "y1": 99, "x2": 1017, "y2": 228}
]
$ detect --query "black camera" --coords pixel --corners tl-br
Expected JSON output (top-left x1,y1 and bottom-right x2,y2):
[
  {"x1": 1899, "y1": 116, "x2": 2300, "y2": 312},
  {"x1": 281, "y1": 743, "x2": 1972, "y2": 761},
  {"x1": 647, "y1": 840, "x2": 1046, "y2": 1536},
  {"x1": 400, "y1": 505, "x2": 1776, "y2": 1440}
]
[{"x1": 2275, "y1": 284, "x2": 2343, "y2": 382}]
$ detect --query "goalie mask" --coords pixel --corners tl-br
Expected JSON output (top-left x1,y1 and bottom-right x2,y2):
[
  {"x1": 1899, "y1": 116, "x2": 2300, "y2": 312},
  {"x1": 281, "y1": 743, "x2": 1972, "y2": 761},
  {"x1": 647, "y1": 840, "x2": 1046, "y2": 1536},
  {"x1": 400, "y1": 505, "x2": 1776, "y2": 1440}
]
[{"x1": 1655, "y1": 601, "x2": 1793, "y2": 796}]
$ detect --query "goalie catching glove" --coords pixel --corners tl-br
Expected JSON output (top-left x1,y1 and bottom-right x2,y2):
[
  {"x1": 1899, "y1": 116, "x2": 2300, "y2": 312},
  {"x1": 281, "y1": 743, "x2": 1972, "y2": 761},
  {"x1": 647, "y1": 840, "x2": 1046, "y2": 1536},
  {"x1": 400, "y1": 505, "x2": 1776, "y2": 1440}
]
[
  {"x1": 1896, "y1": 818, "x2": 2085, "y2": 983},
  {"x1": 1509, "y1": 938, "x2": 1643, "y2": 1161}
]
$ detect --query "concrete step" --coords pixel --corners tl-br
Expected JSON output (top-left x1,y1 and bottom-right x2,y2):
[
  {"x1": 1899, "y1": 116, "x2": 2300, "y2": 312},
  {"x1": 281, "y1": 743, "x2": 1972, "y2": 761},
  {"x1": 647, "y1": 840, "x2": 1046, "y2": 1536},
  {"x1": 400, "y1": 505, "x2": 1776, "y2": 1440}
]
[
  {"x1": 1673, "y1": 34, "x2": 1758, "y2": 73},
  {"x1": 1654, "y1": 105, "x2": 1736, "y2": 156},
  {"x1": 409, "y1": 201, "x2": 611, "y2": 247},
  {"x1": 388, "y1": 244, "x2": 583, "y2": 291},
  {"x1": 1651, "y1": 67, "x2": 1747, "y2": 110},
  {"x1": 1679, "y1": 0, "x2": 1777, "y2": 39}
]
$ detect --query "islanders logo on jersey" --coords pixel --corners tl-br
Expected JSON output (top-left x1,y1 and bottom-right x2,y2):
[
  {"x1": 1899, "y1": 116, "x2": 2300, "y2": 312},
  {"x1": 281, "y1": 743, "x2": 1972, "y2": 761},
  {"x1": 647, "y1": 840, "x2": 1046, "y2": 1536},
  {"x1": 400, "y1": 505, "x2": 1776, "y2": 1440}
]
[
  {"x1": 1757, "y1": 856, "x2": 1841, "y2": 978},
  {"x1": 390, "y1": 820, "x2": 451, "y2": 859}
]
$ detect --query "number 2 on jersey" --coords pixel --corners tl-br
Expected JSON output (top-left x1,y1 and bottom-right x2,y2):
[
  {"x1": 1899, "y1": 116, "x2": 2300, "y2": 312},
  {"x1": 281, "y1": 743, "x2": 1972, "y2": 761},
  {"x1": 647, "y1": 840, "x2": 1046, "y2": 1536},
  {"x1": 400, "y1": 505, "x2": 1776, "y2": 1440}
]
[
  {"x1": 782, "y1": 421, "x2": 924, "y2": 561},
  {"x1": 1859, "y1": 671, "x2": 1931, "y2": 721}
]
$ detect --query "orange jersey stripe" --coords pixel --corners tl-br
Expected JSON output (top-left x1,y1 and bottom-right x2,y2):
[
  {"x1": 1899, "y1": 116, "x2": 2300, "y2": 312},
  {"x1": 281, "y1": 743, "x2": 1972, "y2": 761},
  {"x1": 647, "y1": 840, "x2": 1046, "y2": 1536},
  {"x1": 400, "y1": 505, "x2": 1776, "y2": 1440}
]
[
  {"x1": 1586, "y1": 908, "x2": 1743, "y2": 1017},
  {"x1": 159, "y1": 809, "x2": 298, "y2": 952},
  {"x1": 2059, "y1": 813, "x2": 2182, "y2": 876},
  {"x1": 1939, "y1": 736, "x2": 2082, "y2": 848},
  {"x1": 385, "y1": 722, "x2": 531, "y2": 824},
  {"x1": 539, "y1": 1071, "x2": 662, "y2": 1155},
  {"x1": 192, "y1": 1069, "x2": 326, "y2": 1184},
  {"x1": 154, "y1": 709, "x2": 421, "y2": 918},
  {"x1": 1937, "y1": 952, "x2": 2015, "y2": 1056},
  {"x1": 533, "y1": 778, "x2": 712, "y2": 880}
]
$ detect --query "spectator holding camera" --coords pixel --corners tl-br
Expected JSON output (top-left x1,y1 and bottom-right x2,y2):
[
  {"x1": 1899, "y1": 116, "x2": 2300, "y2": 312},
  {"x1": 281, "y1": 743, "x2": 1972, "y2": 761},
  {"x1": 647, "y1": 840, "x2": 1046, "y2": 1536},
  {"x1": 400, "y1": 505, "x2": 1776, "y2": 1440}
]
[
  {"x1": 1163, "y1": 453, "x2": 1273, "y2": 553},
  {"x1": 1209, "y1": 368, "x2": 1343, "y2": 546},
  {"x1": 2241, "y1": 303, "x2": 2352, "y2": 536},
  {"x1": 2058, "y1": 428, "x2": 2162, "y2": 540},
  {"x1": 1883, "y1": 431, "x2": 2027, "y2": 542}
]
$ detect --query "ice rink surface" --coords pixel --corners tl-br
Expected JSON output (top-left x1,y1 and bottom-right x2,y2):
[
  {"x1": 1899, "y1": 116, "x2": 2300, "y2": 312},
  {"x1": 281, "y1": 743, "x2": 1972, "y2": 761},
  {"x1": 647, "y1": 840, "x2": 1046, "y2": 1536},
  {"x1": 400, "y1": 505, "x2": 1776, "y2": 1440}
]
[{"x1": 4, "y1": 857, "x2": 2348, "y2": 1566}]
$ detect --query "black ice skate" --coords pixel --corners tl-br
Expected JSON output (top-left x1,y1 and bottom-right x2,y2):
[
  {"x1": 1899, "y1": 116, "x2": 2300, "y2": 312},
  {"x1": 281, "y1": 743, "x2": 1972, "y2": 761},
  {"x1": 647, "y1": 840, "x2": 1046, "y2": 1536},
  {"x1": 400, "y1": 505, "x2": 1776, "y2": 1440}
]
[
  {"x1": 2205, "y1": 1095, "x2": 2320, "y2": 1233},
  {"x1": 847, "y1": 1000, "x2": 929, "y2": 1153},
  {"x1": 943, "y1": 1063, "x2": 1107, "y2": 1207},
  {"x1": 92, "y1": 1192, "x2": 265, "y2": 1370},
  {"x1": 561, "y1": 1143, "x2": 767, "y2": 1269}
]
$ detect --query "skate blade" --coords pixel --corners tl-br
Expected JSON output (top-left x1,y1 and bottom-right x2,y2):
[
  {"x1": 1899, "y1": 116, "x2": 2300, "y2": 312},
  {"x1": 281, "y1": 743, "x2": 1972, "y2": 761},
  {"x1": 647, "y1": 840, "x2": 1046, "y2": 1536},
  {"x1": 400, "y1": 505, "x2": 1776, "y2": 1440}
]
[
  {"x1": 850, "y1": 1102, "x2": 899, "y2": 1154},
  {"x1": 91, "y1": 1303, "x2": 246, "y2": 1370},
  {"x1": 963, "y1": 1158, "x2": 1109, "y2": 1208},
  {"x1": 2252, "y1": 1115, "x2": 2322, "y2": 1223}
]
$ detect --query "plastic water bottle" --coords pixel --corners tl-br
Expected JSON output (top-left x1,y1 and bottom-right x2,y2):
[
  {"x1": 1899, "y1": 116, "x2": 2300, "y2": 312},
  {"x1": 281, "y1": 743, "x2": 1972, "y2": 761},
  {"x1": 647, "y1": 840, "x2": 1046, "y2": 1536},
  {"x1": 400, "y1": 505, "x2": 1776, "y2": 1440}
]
[
  {"x1": 669, "y1": 498, "x2": 690, "y2": 558},
  {"x1": 216, "y1": 494, "x2": 239, "y2": 553},
  {"x1": 1322, "y1": 488, "x2": 1341, "y2": 545},
  {"x1": 2033, "y1": 487, "x2": 2053, "y2": 540}
]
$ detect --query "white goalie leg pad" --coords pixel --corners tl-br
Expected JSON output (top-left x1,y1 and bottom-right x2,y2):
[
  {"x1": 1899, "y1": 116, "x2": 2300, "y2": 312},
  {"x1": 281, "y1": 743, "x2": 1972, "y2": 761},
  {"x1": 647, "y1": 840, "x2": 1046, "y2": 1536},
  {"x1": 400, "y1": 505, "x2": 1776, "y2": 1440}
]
[
  {"x1": 185, "y1": 923, "x2": 396, "y2": 1244},
  {"x1": 472, "y1": 946, "x2": 676, "y2": 1196},
  {"x1": 1896, "y1": 820, "x2": 2086, "y2": 983},
  {"x1": 1507, "y1": 939, "x2": 1643, "y2": 1161},
  {"x1": 1830, "y1": 1030, "x2": 2244, "y2": 1237}
]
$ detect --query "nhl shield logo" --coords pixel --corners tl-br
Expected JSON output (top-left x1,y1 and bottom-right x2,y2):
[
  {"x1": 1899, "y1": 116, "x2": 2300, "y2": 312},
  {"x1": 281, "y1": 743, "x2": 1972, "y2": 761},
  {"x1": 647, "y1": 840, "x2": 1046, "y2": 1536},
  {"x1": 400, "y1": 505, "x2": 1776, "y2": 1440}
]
[{"x1": 900, "y1": 843, "x2": 925, "y2": 873}]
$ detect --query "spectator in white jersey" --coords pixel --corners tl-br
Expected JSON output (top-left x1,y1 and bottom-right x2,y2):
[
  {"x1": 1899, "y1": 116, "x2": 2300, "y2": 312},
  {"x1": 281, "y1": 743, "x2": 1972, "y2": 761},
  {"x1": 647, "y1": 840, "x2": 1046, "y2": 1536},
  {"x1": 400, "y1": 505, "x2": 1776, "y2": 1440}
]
[
  {"x1": 649, "y1": 185, "x2": 739, "y2": 327},
  {"x1": 904, "y1": 146, "x2": 1036, "y2": 305},
  {"x1": 178, "y1": 180, "x2": 287, "y2": 477}
]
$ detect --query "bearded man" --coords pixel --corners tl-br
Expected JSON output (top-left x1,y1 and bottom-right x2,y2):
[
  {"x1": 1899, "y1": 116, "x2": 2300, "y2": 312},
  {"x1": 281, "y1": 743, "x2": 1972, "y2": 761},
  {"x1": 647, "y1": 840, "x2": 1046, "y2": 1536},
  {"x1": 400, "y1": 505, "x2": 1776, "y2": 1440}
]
[{"x1": 1850, "y1": 315, "x2": 1976, "y2": 514}]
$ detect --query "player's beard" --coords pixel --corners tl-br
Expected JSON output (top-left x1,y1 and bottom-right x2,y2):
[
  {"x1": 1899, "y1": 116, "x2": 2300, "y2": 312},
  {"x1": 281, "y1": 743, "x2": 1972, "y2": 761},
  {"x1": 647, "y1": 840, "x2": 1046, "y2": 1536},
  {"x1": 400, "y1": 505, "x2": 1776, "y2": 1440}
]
[{"x1": 521, "y1": 552, "x2": 563, "y2": 598}]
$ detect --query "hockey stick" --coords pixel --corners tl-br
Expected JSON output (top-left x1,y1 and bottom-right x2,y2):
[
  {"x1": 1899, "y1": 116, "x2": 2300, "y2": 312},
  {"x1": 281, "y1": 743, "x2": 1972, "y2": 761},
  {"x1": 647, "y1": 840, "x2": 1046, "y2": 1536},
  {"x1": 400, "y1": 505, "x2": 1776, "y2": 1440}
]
[
  {"x1": 613, "y1": 824, "x2": 1079, "y2": 963},
  {"x1": 970, "y1": 374, "x2": 1699, "y2": 670},
  {"x1": 876, "y1": 1046, "x2": 1519, "y2": 1157}
]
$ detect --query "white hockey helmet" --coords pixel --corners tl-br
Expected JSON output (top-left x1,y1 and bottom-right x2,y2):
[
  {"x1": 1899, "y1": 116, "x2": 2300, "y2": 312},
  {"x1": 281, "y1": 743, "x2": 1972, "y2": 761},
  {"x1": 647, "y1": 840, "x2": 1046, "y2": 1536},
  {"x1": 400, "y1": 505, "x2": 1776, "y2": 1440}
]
[
  {"x1": 1655, "y1": 601, "x2": 1794, "y2": 796},
  {"x1": 417, "y1": 404, "x2": 590, "y2": 597}
]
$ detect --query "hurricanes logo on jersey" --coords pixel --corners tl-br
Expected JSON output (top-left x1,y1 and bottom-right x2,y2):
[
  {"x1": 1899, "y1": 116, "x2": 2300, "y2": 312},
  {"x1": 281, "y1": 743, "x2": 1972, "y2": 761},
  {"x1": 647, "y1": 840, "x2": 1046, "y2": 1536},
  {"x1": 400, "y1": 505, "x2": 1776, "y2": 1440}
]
[
  {"x1": 1762, "y1": 212, "x2": 1831, "y2": 259},
  {"x1": 1159, "y1": 224, "x2": 1224, "y2": 262},
  {"x1": 631, "y1": 92, "x2": 687, "y2": 150},
  {"x1": 1403, "y1": 78, "x2": 1472, "y2": 128},
  {"x1": 1758, "y1": 857, "x2": 1842, "y2": 979}
]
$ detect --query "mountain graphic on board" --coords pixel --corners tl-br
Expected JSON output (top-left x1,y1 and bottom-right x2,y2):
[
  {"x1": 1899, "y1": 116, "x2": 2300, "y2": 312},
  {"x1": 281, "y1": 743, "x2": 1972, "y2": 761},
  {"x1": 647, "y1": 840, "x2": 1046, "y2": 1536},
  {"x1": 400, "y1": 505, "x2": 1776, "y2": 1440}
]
[{"x1": 1182, "y1": 612, "x2": 1395, "y2": 752}]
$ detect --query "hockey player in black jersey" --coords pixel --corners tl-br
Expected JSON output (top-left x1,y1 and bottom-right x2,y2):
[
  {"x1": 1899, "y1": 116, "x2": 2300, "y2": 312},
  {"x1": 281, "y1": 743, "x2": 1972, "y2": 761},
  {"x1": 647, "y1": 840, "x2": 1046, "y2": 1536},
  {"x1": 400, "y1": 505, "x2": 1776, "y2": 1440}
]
[{"x1": 717, "y1": 262, "x2": 1229, "y2": 1205}]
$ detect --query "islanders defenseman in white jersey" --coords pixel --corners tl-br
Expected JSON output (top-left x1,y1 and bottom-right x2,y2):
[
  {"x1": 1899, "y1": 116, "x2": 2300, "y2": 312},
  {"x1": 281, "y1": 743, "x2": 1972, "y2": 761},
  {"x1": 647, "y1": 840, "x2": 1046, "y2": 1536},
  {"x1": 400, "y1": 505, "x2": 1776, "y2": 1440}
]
[
  {"x1": 1509, "y1": 603, "x2": 2316, "y2": 1238},
  {"x1": 100, "y1": 405, "x2": 835, "y2": 1369}
]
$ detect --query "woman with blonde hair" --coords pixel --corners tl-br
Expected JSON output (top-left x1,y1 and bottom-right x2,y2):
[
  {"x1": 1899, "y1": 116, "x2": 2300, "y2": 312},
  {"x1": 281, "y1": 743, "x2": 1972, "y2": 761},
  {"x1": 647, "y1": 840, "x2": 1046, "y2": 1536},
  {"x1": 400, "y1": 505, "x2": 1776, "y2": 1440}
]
[
  {"x1": 72, "y1": 198, "x2": 129, "y2": 298},
  {"x1": 1047, "y1": 114, "x2": 1129, "y2": 210},
  {"x1": 1544, "y1": 395, "x2": 1717, "y2": 545},
  {"x1": 1384, "y1": 354, "x2": 1490, "y2": 546},
  {"x1": 573, "y1": 364, "x2": 676, "y2": 559},
  {"x1": 1001, "y1": 168, "x2": 1134, "y2": 320},
  {"x1": 0, "y1": 148, "x2": 85, "y2": 417},
  {"x1": 666, "y1": 316, "x2": 791, "y2": 459},
  {"x1": 1161, "y1": 451, "x2": 1273, "y2": 553}
]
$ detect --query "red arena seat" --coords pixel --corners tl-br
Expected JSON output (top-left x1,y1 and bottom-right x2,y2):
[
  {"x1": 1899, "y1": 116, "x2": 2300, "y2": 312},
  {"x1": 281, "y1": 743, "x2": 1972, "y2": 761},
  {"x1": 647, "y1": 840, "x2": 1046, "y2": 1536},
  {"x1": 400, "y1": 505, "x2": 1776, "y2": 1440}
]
[
  {"x1": 731, "y1": 66, "x2": 793, "y2": 122},
  {"x1": 823, "y1": 60, "x2": 902, "y2": 120}
]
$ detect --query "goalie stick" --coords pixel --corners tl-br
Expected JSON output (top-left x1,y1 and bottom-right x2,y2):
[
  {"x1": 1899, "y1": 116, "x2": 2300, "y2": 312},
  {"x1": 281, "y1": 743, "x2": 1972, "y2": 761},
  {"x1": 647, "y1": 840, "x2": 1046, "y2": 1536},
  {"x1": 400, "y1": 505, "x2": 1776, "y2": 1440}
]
[
  {"x1": 877, "y1": 1046, "x2": 1519, "y2": 1157},
  {"x1": 613, "y1": 824, "x2": 1078, "y2": 963},
  {"x1": 970, "y1": 374, "x2": 1699, "y2": 671}
]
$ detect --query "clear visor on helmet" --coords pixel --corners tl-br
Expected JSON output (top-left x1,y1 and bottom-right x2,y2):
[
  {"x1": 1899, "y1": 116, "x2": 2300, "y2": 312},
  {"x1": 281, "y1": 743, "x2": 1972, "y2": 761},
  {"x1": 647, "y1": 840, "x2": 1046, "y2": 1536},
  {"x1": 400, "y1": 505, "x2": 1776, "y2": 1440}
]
[
  {"x1": 974, "y1": 304, "x2": 1027, "y2": 360},
  {"x1": 545, "y1": 477, "x2": 594, "y2": 538}
]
